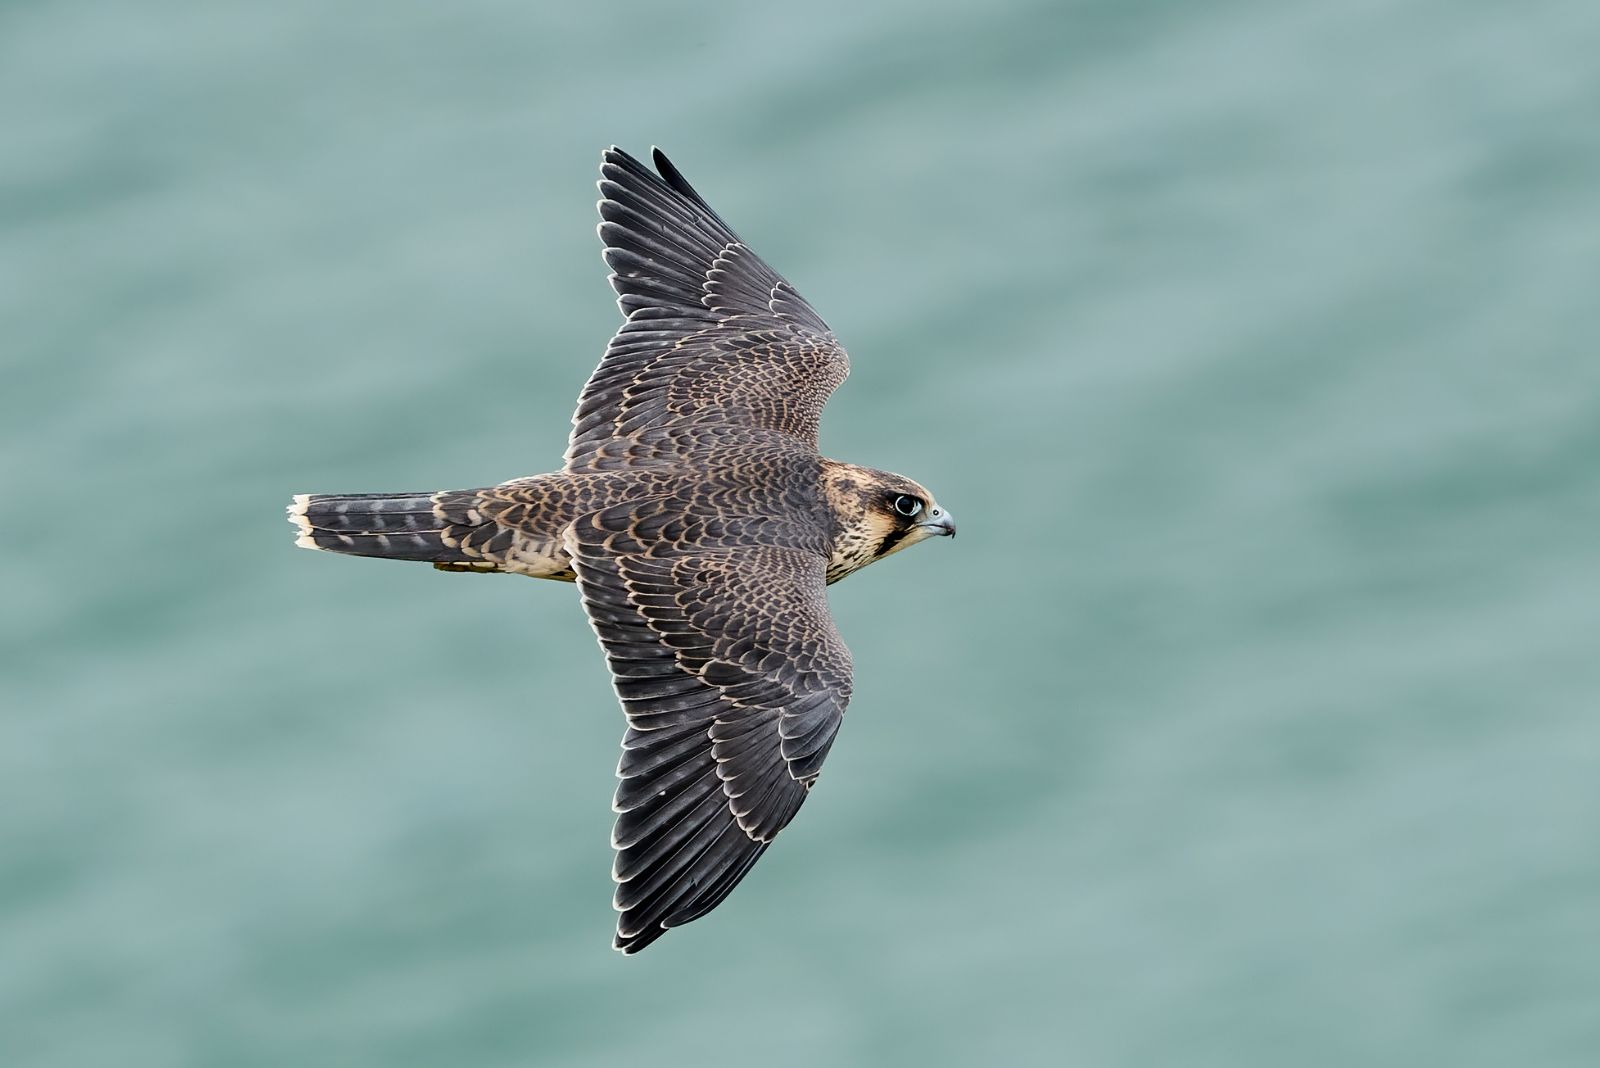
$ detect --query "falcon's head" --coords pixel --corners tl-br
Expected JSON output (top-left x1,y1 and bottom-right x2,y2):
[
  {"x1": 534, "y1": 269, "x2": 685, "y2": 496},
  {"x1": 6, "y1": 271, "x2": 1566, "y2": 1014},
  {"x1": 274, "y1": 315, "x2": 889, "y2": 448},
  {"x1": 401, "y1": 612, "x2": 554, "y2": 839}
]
[{"x1": 821, "y1": 462, "x2": 955, "y2": 583}]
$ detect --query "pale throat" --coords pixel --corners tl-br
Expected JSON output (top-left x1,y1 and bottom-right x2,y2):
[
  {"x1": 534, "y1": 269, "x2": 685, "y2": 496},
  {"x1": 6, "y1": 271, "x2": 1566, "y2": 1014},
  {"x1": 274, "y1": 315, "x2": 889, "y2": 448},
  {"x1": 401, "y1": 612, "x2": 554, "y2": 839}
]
[
  {"x1": 825, "y1": 515, "x2": 933, "y2": 584},
  {"x1": 826, "y1": 527, "x2": 882, "y2": 584}
]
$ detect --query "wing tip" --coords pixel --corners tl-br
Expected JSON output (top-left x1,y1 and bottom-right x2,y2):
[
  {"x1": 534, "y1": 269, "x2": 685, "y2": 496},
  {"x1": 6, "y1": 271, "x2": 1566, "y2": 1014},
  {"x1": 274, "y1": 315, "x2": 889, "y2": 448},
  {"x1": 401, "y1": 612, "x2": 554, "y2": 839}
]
[
  {"x1": 598, "y1": 144, "x2": 711, "y2": 210},
  {"x1": 649, "y1": 146, "x2": 708, "y2": 209},
  {"x1": 613, "y1": 928, "x2": 660, "y2": 954}
]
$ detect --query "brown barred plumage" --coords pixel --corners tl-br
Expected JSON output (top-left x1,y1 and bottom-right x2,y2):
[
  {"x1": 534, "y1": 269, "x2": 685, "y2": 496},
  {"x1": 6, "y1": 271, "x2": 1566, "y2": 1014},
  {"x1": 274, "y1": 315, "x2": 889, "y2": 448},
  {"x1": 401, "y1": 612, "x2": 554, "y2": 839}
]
[{"x1": 288, "y1": 147, "x2": 955, "y2": 953}]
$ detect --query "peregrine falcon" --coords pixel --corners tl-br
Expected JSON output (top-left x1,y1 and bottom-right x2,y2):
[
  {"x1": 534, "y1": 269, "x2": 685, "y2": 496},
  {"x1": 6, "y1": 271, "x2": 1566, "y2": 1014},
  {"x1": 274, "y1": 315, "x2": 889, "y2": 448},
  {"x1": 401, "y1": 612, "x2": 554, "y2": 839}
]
[{"x1": 288, "y1": 147, "x2": 955, "y2": 952}]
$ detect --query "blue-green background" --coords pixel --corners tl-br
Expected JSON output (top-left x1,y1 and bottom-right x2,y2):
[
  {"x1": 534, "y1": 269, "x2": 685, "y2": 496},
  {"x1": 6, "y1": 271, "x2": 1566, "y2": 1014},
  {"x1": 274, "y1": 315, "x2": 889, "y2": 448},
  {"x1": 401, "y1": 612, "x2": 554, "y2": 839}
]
[{"x1": 5, "y1": 2, "x2": 1598, "y2": 1064}]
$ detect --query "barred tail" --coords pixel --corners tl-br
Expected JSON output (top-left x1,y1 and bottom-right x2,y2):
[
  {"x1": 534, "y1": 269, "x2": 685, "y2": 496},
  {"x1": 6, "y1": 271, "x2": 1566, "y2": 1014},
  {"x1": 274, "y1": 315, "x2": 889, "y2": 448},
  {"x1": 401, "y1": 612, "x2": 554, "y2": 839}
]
[{"x1": 287, "y1": 491, "x2": 490, "y2": 568}]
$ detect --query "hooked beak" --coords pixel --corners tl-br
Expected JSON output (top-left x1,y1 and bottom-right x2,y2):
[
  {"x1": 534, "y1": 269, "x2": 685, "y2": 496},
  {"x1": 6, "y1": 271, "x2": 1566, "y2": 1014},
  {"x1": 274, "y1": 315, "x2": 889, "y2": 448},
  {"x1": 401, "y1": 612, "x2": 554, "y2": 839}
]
[{"x1": 917, "y1": 510, "x2": 956, "y2": 538}]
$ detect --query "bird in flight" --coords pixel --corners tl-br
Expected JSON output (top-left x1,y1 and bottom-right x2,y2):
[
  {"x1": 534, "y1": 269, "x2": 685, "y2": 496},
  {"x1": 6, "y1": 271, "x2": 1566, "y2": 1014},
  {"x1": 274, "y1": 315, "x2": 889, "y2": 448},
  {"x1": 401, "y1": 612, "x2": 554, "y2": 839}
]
[{"x1": 288, "y1": 147, "x2": 955, "y2": 952}]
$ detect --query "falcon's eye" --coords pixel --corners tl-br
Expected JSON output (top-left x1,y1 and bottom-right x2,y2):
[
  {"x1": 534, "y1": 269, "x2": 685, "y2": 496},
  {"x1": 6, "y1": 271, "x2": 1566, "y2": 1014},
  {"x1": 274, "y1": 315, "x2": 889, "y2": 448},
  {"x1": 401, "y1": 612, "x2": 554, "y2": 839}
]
[{"x1": 892, "y1": 494, "x2": 923, "y2": 518}]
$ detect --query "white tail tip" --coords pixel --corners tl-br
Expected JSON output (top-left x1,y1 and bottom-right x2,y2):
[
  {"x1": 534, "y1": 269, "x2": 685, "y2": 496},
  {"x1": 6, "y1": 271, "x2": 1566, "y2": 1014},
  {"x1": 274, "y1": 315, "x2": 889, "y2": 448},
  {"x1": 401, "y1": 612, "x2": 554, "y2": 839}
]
[{"x1": 287, "y1": 493, "x2": 318, "y2": 549}]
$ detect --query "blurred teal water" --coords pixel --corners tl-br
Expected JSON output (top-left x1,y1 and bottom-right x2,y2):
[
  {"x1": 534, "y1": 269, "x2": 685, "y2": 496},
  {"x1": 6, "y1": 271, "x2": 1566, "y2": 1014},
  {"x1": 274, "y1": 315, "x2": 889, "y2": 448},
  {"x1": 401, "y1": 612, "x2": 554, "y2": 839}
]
[{"x1": 4, "y1": 1, "x2": 1599, "y2": 1064}]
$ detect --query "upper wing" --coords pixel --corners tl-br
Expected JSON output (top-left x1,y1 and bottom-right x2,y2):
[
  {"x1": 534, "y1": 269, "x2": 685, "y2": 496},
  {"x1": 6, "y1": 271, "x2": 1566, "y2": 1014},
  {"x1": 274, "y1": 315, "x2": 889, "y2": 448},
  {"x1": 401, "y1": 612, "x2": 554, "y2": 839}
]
[
  {"x1": 565, "y1": 499, "x2": 852, "y2": 953},
  {"x1": 565, "y1": 147, "x2": 851, "y2": 471}
]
